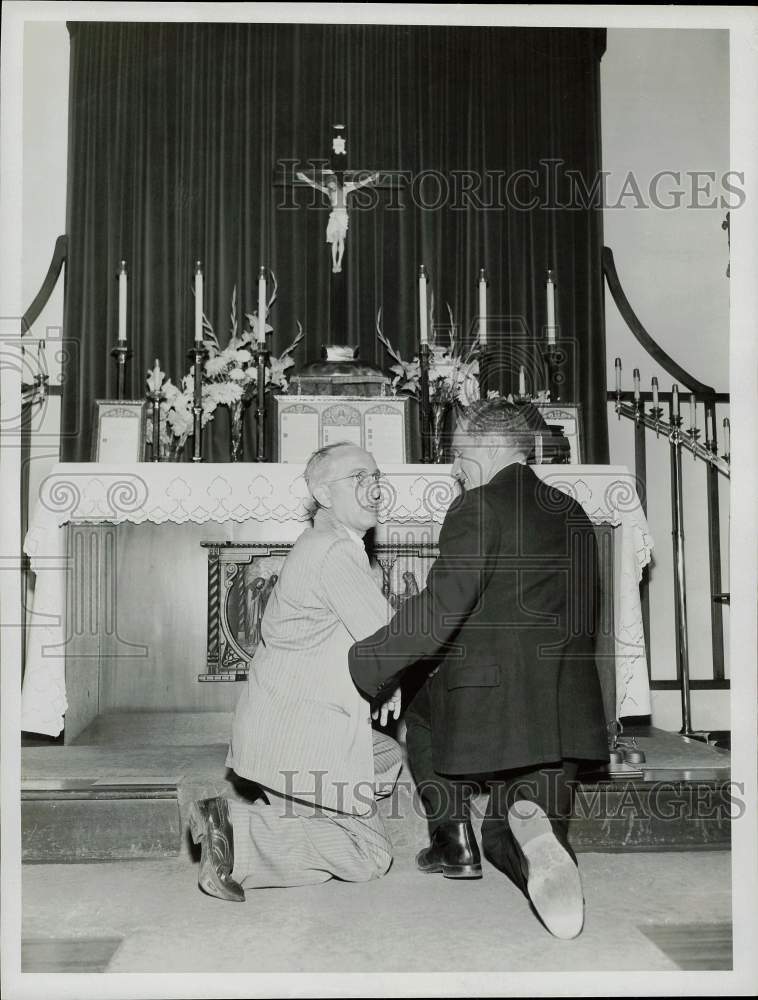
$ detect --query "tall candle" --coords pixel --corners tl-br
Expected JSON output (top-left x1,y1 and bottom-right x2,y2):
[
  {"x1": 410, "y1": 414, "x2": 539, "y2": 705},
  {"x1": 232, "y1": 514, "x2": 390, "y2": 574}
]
[
  {"x1": 153, "y1": 358, "x2": 161, "y2": 385},
  {"x1": 118, "y1": 260, "x2": 127, "y2": 343},
  {"x1": 689, "y1": 395, "x2": 696, "y2": 429},
  {"x1": 633, "y1": 368, "x2": 640, "y2": 401},
  {"x1": 257, "y1": 266, "x2": 267, "y2": 344},
  {"x1": 723, "y1": 417, "x2": 730, "y2": 454},
  {"x1": 478, "y1": 268, "x2": 487, "y2": 346},
  {"x1": 651, "y1": 376, "x2": 659, "y2": 408},
  {"x1": 518, "y1": 365, "x2": 526, "y2": 397},
  {"x1": 546, "y1": 269, "x2": 556, "y2": 345},
  {"x1": 672, "y1": 383, "x2": 679, "y2": 418},
  {"x1": 194, "y1": 261, "x2": 203, "y2": 343},
  {"x1": 419, "y1": 265, "x2": 428, "y2": 345},
  {"x1": 614, "y1": 357, "x2": 622, "y2": 393},
  {"x1": 706, "y1": 408, "x2": 714, "y2": 443}
]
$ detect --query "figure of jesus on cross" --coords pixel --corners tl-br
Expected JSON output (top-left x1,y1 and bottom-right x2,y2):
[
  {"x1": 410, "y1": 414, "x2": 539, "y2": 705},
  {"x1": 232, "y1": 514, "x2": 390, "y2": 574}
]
[{"x1": 296, "y1": 169, "x2": 380, "y2": 273}]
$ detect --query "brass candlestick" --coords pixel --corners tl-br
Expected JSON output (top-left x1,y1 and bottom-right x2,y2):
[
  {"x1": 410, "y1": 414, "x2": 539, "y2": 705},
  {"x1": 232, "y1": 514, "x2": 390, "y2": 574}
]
[
  {"x1": 419, "y1": 341, "x2": 432, "y2": 463},
  {"x1": 254, "y1": 345, "x2": 268, "y2": 462},
  {"x1": 147, "y1": 387, "x2": 163, "y2": 462},
  {"x1": 542, "y1": 343, "x2": 562, "y2": 402},
  {"x1": 189, "y1": 344, "x2": 207, "y2": 462},
  {"x1": 111, "y1": 342, "x2": 132, "y2": 401}
]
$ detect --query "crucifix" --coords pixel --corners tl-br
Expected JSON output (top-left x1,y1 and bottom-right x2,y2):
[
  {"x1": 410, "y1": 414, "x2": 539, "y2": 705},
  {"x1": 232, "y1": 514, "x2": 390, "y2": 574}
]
[{"x1": 277, "y1": 125, "x2": 400, "y2": 341}]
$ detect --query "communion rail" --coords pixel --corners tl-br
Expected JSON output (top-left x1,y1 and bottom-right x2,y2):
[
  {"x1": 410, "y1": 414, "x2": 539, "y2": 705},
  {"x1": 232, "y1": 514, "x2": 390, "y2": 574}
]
[{"x1": 603, "y1": 247, "x2": 729, "y2": 738}]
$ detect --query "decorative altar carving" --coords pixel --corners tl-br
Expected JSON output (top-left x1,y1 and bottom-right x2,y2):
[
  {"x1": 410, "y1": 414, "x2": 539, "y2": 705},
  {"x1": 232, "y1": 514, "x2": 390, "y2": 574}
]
[{"x1": 199, "y1": 541, "x2": 438, "y2": 681}]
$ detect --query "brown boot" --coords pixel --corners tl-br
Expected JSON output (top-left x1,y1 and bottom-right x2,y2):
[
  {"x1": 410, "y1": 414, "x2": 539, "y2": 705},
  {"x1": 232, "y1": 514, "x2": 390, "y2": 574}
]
[{"x1": 188, "y1": 797, "x2": 245, "y2": 902}]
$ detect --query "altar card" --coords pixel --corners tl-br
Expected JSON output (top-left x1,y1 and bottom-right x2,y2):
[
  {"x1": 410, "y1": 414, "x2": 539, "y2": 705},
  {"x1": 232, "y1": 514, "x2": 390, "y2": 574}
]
[
  {"x1": 279, "y1": 407, "x2": 320, "y2": 463},
  {"x1": 273, "y1": 395, "x2": 408, "y2": 463}
]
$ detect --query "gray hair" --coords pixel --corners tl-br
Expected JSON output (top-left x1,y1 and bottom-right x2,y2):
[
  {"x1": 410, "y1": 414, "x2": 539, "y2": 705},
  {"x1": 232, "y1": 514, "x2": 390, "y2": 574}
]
[
  {"x1": 303, "y1": 441, "x2": 357, "y2": 499},
  {"x1": 456, "y1": 399, "x2": 547, "y2": 455}
]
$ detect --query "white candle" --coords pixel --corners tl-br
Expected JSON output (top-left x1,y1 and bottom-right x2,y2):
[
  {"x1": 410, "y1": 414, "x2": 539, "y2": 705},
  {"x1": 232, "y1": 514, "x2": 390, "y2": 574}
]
[
  {"x1": 689, "y1": 395, "x2": 696, "y2": 429},
  {"x1": 478, "y1": 268, "x2": 487, "y2": 346},
  {"x1": 706, "y1": 408, "x2": 714, "y2": 442},
  {"x1": 633, "y1": 368, "x2": 640, "y2": 401},
  {"x1": 194, "y1": 261, "x2": 203, "y2": 343},
  {"x1": 672, "y1": 383, "x2": 680, "y2": 418},
  {"x1": 652, "y1": 377, "x2": 659, "y2": 408},
  {"x1": 519, "y1": 365, "x2": 526, "y2": 397},
  {"x1": 118, "y1": 261, "x2": 127, "y2": 342},
  {"x1": 419, "y1": 265, "x2": 428, "y2": 345},
  {"x1": 723, "y1": 417, "x2": 730, "y2": 453},
  {"x1": 153, "y1": 358, "x2": 161, "y2": 385},
  {"x1": 257, "y1": 266, "x2": 267, "y2": 344},
  {"x1": 614, "y1": 357, "x2": 622, "y2": 393},
  {"x1": 546, "y1": 269, "x2": 556, "y2": 345}
]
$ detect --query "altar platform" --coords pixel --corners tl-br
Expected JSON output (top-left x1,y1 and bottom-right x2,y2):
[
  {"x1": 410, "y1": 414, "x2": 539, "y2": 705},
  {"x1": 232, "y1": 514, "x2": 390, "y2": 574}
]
[{"x1": 21, "y1": 712, "x2": 731, "y2": 864}]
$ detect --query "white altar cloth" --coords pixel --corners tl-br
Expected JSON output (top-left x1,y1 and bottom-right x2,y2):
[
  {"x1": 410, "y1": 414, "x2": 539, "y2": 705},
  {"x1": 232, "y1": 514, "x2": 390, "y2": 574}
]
[{"x1": 22, "y1": 463, "x2": 653, "y2": 735}]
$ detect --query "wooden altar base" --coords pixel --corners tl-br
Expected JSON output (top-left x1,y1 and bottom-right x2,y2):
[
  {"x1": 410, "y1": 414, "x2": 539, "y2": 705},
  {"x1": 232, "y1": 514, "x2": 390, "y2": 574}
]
[{"x1": 20, "y1": 714, "x2": 731, "y2": 863}]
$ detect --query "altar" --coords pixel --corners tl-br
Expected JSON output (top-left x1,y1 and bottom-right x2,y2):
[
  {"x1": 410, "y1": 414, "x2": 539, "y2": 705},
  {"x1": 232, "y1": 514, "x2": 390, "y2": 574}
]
[{"x1": 21, "y1": 462, "x2": 653, "y2": 739}]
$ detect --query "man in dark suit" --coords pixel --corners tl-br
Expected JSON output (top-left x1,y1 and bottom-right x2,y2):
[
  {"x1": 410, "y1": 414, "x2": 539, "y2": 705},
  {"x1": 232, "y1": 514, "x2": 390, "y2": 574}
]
[{"x1": 348, "y1": 399, "x2": 608, "y2": 939}]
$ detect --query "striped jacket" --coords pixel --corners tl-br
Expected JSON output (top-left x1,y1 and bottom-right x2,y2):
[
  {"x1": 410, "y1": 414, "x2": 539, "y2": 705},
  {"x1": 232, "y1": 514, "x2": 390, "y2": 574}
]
[{"x1": 226, "y1": 508, "x2": 391, "y2": 815}]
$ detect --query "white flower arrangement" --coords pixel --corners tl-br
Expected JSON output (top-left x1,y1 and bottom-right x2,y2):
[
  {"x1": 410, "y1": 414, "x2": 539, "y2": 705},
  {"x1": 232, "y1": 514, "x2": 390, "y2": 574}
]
[
  {"x1": 145, "y1": 275, "x2": 304, "y2": 456},
  {"x1": 201, "y1": 279, "x2": 304, "y2": 416},
  {"x1": 375, "y1": 301, "x2": 480, "y2": 407}
]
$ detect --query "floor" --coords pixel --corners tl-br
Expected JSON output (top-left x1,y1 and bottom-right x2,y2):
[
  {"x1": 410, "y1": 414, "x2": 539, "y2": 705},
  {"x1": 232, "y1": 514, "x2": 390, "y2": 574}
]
[
  {"x1": 21, "y1": 850, "x2": 732, "y2": 974},
  {"x1": 19, "y1": 713, "x2": 734, "y2": 978}
]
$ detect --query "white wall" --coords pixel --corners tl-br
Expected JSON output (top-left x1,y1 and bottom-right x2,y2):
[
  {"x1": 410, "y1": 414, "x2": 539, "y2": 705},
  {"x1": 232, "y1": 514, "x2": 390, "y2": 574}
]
[{"x1": 602, "y1": 29, "x2": 731, "y2": 731}]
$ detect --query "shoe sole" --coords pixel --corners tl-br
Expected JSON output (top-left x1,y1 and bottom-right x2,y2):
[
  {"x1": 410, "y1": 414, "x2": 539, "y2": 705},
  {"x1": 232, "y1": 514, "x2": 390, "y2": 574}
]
[
  {"x1": 508, "y1": 800, "x2": 584, "y2": 939},
  {"x1": 417, "y1": 857, "x2": 483, "y2": 879}
]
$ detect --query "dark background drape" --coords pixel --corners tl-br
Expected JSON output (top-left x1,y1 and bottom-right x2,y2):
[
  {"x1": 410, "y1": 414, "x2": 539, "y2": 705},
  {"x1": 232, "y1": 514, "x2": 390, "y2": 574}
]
[{"x1": 62, "y1": 22, "x2": 608, "y2": 463}]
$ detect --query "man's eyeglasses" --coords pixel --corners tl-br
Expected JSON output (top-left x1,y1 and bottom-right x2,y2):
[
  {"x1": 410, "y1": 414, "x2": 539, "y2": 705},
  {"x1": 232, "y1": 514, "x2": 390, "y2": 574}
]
[{"x1": 326, "y1": 470, "x2": 383, "y2": 489}]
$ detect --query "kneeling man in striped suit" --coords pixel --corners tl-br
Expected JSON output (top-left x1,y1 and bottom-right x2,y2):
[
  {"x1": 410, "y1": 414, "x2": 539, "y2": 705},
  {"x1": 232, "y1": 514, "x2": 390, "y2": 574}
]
[{"x1": 189, "y1": 442, "x2": 402, "y2": 901}]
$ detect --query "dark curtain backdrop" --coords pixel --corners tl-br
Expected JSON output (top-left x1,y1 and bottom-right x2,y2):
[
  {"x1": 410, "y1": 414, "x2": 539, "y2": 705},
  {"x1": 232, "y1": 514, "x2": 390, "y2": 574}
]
[{"x1": 62, "y1": 22, "x2": 608, "y2": 463}]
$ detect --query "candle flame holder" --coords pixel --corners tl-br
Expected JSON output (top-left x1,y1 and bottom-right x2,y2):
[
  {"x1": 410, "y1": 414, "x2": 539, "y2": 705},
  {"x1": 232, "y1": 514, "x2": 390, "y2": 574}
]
[{"x1": 615, "y1": 399, "x2": 729, "y2": 478}]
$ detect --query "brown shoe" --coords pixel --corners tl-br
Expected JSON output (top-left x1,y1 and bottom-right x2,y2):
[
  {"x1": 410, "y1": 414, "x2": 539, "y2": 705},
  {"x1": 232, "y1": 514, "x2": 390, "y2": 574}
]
[{"x1": 188, "y1": 797, "x2": 245, "y2": 902}]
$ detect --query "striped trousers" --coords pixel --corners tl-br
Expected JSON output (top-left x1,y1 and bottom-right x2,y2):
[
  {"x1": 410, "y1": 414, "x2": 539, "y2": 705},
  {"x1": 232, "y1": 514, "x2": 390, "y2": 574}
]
[{"x1": 229, "y1": 730, "x2": 402, "y2": 889}]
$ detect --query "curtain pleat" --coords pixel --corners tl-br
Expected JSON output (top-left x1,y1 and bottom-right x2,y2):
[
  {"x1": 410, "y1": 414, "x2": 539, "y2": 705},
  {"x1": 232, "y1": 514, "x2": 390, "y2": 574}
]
[{"x1": 62, "y1": 22, "x2": 608, "y2": 463}]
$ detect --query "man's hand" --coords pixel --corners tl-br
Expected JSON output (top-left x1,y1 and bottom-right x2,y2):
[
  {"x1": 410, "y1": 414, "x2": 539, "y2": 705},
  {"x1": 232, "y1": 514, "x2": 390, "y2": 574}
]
[{"x1": 372, "y1": 687, "x2": 401, "y2": 726}]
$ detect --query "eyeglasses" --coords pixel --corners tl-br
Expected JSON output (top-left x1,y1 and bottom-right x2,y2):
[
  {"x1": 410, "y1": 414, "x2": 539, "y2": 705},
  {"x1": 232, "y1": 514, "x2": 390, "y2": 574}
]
[{"x1": 326, "y1": 470, "x2": 383, "y2": 489}]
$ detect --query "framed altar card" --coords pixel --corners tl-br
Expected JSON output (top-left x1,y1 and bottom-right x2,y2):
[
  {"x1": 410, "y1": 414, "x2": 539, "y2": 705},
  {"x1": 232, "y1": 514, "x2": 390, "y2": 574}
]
[
  {"x1": 91, "y1": 399, "x2": 147, "y2": 462},
  {"x1": 273, "y1": 395, "x2": 409, "y2": 463},
  {"x1": 531, "y1": 402, "x2": 583, "y2": 465}
]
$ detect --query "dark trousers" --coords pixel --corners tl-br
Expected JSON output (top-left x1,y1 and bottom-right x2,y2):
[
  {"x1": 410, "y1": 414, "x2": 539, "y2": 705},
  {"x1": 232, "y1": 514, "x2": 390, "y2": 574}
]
[{"x1": 405, "y1": 682, "x2": 579, "y2": 896}]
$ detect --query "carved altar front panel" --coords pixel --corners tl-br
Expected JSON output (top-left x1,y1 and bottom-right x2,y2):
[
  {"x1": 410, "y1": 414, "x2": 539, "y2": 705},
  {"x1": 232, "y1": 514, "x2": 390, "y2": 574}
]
[{"x1": 199, "y1": 541, "x2": 438, "y2": 681}]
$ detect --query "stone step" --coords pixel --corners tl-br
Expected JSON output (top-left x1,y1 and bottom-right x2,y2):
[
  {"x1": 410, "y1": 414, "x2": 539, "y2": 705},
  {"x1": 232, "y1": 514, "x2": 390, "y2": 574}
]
[{"x1": 22, "y1": 716, "x2": 732, "y2": 863}]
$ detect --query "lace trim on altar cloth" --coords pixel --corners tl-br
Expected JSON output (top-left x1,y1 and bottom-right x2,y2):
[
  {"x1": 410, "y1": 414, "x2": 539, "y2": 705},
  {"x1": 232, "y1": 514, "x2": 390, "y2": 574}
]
[{"x1": 21, "y1": 464, "x2": 654, "y2": 735}]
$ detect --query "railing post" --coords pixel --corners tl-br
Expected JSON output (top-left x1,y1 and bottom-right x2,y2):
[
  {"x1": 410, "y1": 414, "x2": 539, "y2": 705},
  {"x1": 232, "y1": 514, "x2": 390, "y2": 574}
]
[{"x1": 669, "y1": 398, "x2": 693, "y2": 736}]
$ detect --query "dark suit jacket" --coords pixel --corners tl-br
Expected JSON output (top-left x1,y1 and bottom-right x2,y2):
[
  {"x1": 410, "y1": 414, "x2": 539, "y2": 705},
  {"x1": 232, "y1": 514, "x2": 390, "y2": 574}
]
[{"x1": 348, "y1": 462, "x2": 608, "y2": 774}]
